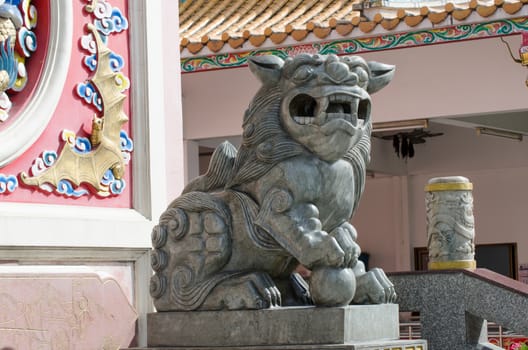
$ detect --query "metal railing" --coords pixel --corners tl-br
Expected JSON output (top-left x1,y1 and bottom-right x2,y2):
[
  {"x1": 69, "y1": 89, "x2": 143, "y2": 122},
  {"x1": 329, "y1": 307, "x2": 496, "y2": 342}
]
[{"x1": 399, "y1": 318, "x2": 528, "y2": 349}]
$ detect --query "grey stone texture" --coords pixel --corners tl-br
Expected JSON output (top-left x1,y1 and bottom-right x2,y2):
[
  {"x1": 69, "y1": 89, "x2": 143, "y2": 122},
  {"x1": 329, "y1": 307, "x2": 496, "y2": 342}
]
[
  {"x1": 122, "y1": 305, "x2": 429, "y2": 350},
  {"x1": 147, "y1": 305, "x2": 399, "y2": 347},
  {"x1": 390, "y1": 268, "x2": 528, "y2": 350},
  {"x1": 126, "y1": 340, "x2": 427, "y2": 349},
  {"x1": 150, "y1": 54, "x2": 397, "y2": 311},
  {"x1": 134, "y1": 54, "x2": 417, "y2": 350}
]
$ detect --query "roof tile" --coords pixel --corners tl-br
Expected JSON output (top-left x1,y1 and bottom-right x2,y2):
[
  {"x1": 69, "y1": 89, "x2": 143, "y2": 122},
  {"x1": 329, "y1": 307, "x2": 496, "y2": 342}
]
[
  {"x1": 179, "y1": 0, "x2": 528, "y2": 55},
  {"x1": 503, "y1": 1, "x2": 523, "y2": 13},
  {"x1": 381, "y1": 17, "x2": 400, "y2": 30},
  {"x1": 477, "y1": 3, "x2": 498, "y2": 16}
]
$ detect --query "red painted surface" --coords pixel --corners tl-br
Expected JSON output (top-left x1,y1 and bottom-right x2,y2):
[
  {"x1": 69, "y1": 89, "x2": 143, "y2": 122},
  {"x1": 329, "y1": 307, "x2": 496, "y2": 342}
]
[{"x1": 1, "y1": 0, "x2": 132, "y2": 208}]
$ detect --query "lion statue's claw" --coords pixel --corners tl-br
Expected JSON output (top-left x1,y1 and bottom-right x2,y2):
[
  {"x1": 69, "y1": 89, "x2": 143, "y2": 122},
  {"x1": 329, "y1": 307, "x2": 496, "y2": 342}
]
[{"x1": 353, "y1": 267, "x2": 397, "y2": 304}]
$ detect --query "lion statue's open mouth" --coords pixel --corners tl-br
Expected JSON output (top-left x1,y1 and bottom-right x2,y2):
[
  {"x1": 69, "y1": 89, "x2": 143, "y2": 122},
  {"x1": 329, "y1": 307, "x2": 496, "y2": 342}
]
[
  {"x1": 288, "y1": 91, "x2": 371, "y2": 135},
  {"x1": 270, "y1": 54, "x2": 394, "y2": 162},
  {"x1": 281, "y1": 88, "x2": 372, "y2": 162}
]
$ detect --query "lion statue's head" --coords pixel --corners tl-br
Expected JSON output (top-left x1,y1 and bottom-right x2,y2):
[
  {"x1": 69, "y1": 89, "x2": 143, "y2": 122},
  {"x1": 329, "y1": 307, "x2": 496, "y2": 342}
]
[{"x1": 226, "y1": 53, "x2": 394, "y2": 188}]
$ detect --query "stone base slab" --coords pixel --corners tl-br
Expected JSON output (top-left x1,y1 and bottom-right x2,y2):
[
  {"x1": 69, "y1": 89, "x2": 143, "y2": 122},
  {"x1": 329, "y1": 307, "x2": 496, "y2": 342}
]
[
  {"x1": 126, "y1": 339, "x2": 427, "y2": 350},
  {"x1": 145, "y1": 305, "x2": 400, "y2": 348}
]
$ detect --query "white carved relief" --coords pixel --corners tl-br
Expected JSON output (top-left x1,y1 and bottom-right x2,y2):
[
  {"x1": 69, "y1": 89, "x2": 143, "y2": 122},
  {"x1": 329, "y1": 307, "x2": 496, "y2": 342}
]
[{"x1": 0, "y1": 267, "x2": 137, "y2": 349}]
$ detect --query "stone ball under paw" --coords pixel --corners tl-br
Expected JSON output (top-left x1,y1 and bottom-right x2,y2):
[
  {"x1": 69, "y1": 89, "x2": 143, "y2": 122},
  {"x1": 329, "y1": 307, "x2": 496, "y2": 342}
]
[{"x1": 309, "y1": 267, "x2": 356, "y2": 306}]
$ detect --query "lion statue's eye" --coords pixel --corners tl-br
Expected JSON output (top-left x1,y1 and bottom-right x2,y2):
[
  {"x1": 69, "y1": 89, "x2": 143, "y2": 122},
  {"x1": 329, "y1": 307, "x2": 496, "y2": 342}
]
[
  {"x1": 293, "y1": 66, "x2": 314, "y2": 82},
  {"x1": 353, "y1": 67, "x2": 369, "y2": 87}
]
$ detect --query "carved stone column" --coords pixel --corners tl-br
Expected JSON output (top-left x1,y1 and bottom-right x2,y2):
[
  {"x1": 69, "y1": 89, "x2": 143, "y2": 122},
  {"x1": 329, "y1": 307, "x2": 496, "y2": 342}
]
[{"x1": 425, "y1": 176, "x2": 476, "y2": 270}]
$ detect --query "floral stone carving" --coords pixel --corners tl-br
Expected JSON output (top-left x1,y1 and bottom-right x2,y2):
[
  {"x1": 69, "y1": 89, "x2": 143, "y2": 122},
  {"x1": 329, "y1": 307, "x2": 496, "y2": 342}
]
[{"x1": 151, "y1": 54, "x2": 397, "y2": 310}]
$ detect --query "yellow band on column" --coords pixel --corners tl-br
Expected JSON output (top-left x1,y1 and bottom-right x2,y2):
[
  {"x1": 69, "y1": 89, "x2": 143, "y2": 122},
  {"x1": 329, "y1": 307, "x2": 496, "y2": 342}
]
[
  {"x1": 428, "y1": 260, "x2": 476, "y2": 270},
  {"x1": 424, "y1": 182, "x2": 473, "y2": 192}
]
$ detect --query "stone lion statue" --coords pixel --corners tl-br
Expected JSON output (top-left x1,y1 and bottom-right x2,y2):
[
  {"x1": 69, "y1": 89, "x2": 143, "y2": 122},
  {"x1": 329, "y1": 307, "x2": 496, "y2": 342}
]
[{"x1": 150, "y1": 53, "x2": 397, "y2": 311}]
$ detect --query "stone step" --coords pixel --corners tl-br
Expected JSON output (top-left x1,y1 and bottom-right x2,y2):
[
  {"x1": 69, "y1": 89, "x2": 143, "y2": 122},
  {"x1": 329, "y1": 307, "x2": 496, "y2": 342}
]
[{"x1": 125, "y1": 339, "x2": 427, "y2": 350}]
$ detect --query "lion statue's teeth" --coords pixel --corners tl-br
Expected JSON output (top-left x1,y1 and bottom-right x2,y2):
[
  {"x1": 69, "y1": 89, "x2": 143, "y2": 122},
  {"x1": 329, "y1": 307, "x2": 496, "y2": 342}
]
[
  {"x1": 350, "y1": 113, "x2": 358, "y2": 126},
  {"x1": 292, "y1": 94, "x2": 362, "y2": 127},
  {"x1": 327, "y1": 112, "x2": 347, "y2": 120},
  {"x1": 294, "y1": 116, "x2": 316, "y2": 125},
  {"x1": 351, "y1": 98, "x2": 359, "y2": 120},
  {"x1": 322, "y1": 94, "x2": 361, "y2": 125}
]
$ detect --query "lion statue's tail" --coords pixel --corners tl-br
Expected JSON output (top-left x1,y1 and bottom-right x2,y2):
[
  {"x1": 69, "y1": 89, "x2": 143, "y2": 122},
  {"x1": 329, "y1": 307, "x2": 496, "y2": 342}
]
[{"x1": 183, "y1": 141, "x2": 238, "y2": 194}]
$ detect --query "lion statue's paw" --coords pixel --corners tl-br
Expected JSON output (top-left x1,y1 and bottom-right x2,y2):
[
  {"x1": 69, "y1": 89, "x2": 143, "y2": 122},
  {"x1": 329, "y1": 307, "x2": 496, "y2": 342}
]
[
  {"x1": 205, "y1": 271, "x2": 282, "y2": 310},
  {"x1": 353, "y1": 267, "x2": 397, "y2": 304}
]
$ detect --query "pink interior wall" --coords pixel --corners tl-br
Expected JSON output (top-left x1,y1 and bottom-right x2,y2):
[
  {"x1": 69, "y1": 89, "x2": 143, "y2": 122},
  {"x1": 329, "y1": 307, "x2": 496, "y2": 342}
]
[
  {"x1": 1, "y1": 0, "x2": 132, "y2": 208},
  {"x1": 182, "y1": 68, "x2": 249, "y2": 140},
  {"x1": 363, "y1": 36, "x2": 528, "y2": 122},
  {"x1": 183, "y1": 34, "x2": 528, "y2": 273},
  {"x1": 182, "y1": 36, "x2": 528, "y2": 141},
  {"x1": 352, "y1": 176, "x2": 406, "y2": 272},
  {"x1": 405, "y1": 123, "x2": 528, "y2": 257},
  {"x1": 408, "y1": 168, "x2": 528, "y2": 249},
  {"x1": 352, "y1": 122, "x2": 528, "y2": 272},
  {"x1": 352, "y1": 168, "x2": 528, "y2": 273}
]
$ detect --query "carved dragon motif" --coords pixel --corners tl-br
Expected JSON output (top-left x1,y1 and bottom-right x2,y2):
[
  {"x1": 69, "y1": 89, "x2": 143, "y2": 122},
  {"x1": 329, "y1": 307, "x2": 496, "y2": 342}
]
[{"x1": 20, "y1": 24, "x2": 128, "y2": 196}]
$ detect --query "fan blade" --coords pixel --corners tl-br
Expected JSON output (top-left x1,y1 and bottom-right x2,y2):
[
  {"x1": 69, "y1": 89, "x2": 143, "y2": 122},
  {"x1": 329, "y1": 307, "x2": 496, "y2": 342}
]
[
  {"x1": 393, "y1": 135, "x2": 400, "y2": 158},
  {"x1": 401, "y1": 135, "x2": 408, "y2": 158}
]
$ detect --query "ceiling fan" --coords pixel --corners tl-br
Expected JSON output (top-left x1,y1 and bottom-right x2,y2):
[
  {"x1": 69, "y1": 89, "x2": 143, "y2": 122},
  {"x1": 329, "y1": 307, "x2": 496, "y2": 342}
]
[{"x1": 375, "y1": 128, "x2": 444, "y2": 159}]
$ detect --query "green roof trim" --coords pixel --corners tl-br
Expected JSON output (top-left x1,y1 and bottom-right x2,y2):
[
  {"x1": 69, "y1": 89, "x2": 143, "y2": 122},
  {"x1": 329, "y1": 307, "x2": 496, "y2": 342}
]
[{"x1": 181, "y1": 17, "x2": 528, "y2": 73}]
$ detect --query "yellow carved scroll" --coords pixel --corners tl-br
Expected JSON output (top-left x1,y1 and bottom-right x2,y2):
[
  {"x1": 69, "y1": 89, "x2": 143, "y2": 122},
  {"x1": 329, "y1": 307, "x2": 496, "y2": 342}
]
[{"x1": 20, "y1": 24, "x2": 128, "y2": 196}]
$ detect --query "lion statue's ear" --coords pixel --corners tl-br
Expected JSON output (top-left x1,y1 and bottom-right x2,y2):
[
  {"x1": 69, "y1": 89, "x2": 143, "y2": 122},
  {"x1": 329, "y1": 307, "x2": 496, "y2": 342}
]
[
  {"x1": 367, "y1": 61, "x2": 395, "y2": 94},
  {"x1": 248, "y1": 55, "x2": 284, "y2": 85}
]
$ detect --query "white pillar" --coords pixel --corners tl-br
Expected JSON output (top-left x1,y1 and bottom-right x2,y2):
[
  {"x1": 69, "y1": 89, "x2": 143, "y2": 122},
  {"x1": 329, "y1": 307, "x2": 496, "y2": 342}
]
[{"x1": 184, "y1": 140, "x2": 200, "y2": 186}]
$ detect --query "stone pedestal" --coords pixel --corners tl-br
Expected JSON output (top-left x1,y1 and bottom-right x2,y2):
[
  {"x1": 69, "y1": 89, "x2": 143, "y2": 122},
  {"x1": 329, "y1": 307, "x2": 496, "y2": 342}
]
[
  {"x1": 127, "y1": 342, "x2": 427, "y2": 350},
  {"x1": 125, "y1": 305, "x2": 427, "y2": 350}
]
